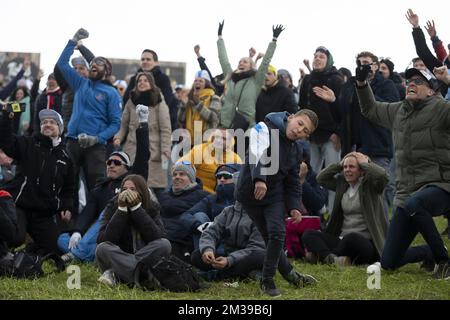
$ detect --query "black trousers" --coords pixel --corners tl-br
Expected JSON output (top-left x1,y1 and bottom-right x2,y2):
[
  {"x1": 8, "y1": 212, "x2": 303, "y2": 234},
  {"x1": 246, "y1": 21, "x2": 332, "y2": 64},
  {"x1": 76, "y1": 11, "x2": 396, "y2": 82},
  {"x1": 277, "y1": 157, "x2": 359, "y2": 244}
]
[
  {"x1": 302, "y1": 230, "x2": 379, "y2": 265},
  {"x1": 243, "y1": 202, "x2": 293, "y2": 281},
  {"x1": 191, "y1": 249, "x2": 264, "y2": 280},
  {"x1": 12, "y1": 207, "x2": 60, "y2": 256}
]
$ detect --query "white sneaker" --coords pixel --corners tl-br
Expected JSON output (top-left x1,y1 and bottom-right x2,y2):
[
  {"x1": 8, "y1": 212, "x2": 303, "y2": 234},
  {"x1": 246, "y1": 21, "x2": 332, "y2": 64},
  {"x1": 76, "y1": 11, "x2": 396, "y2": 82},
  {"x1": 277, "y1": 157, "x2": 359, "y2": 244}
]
[
  {"x1": 367, "y1": 262, "x2": 381, "y2": 273},
  {"x1": 98, "y1": 269, "x2": 117, "y2": 287}
]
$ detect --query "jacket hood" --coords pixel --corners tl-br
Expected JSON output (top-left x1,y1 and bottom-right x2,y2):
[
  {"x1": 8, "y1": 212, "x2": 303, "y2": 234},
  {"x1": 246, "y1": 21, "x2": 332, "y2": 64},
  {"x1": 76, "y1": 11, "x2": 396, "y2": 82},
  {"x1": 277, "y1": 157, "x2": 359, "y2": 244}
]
[{"x1": 264, "y1": 111, "x2": 289, "y2": 137}]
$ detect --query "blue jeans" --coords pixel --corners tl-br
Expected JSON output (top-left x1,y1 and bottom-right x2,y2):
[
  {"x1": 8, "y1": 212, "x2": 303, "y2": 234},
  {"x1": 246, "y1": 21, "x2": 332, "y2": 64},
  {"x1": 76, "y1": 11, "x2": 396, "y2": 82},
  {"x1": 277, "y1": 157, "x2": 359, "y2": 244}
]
[
  {"x1": 57, "y1": 211, "x2": 104, "y2": 262},
  {"x1": 381, "y1": 187, "x2": 450, "y2": 270}
]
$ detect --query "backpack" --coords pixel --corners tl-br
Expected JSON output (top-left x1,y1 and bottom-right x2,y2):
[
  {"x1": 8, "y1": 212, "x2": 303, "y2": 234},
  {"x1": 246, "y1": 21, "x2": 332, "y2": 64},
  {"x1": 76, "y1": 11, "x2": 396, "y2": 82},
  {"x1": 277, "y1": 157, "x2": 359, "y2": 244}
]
[
  {"x1": 0, "y1": 251, "x2": 65, "y2": 279},
  {"x1": 134, "y1": 255, "x2": 203, "y2": 292}
]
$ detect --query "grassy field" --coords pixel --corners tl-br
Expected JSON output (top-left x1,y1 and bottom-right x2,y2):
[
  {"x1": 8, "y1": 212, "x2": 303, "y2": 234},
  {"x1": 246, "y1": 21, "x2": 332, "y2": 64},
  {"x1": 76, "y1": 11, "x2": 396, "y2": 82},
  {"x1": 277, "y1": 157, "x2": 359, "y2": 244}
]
[{"x1": 0, "y1": 217, "x2": 448, "y2": 300}]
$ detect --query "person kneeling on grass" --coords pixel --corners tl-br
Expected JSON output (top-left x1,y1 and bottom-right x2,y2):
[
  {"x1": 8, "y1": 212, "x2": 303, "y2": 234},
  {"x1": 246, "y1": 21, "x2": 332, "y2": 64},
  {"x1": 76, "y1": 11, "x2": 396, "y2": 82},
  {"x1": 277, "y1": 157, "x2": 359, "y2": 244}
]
[
  {"x1": 191, "y1": 201, "x2": 265, "y2": 281},
  {"x1": 96, "y1": 174, "x2": 171, "y2": 287},
  {"x1": 302, "y1": 152, "x2": 388, "y2": 266}
]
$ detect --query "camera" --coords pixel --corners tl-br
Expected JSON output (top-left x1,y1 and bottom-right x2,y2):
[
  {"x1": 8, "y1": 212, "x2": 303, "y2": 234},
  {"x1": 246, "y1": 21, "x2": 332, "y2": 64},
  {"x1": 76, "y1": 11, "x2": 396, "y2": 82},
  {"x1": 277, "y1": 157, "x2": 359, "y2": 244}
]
[{"x1": 4, "y1": 101, "x2": 26, "y2": 113}]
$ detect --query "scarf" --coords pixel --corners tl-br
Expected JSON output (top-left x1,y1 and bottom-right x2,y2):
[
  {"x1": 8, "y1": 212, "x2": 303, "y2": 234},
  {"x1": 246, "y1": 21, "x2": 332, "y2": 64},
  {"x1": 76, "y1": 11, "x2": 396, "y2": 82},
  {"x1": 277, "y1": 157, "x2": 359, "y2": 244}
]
[
  {"x1": 172, "y1": 181, "x2": 198, "y2": 196},
  {"x1": 185, "y1": 88, "x2": 215, "y2": 143},
  {"x1": 231, "y1": 69, "x2": 256, "y2": 83},
  {"x1": 131, "y1": 90, "x2": 161, "y2": 107}
]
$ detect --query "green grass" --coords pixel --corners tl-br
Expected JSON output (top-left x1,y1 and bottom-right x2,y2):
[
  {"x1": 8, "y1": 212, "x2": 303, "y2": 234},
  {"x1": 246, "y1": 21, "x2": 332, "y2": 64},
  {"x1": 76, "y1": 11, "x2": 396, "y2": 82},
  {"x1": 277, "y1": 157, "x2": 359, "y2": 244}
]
[{"x1": 1, "y1": 217, "x2": 448, "y2": 300}]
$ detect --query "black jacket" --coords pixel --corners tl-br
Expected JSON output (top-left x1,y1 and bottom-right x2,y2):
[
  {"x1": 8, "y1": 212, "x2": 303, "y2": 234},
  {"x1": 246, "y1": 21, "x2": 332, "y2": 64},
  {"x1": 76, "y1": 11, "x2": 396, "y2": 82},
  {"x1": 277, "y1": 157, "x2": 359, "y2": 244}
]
[
  {"x1": 339, "y1": 73, "x2": 399, "y2": 158},
  {"x1": 0, "y1": 190, "x2": 17, "y2": 254},
  {"x1": 0, "y1": 113, "x2": 75, "y2": 216},
  {"x1": 72, "y1": 124, "x2": 150, "y2": 235},
  {"x1": 236, "y1": 112, "x2": 302, "y2": 211},
  {"x1": 299, "y1": 67, "x2": 343, "y2": 144},
  {"x1": 255, "y1": 81, "x2": 297, "y2": 123},
  {"x1": 97, "y1": 197, "x2": 166, "y2": 254},
  {"x1": 123, "y1": 66, "x2": 178, "y2": 130}
]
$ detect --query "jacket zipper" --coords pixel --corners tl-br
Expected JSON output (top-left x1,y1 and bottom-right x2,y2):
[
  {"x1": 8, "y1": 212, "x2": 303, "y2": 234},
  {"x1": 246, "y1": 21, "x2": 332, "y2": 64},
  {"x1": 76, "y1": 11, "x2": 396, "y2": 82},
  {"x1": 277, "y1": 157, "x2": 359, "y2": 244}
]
[{"x1": 15, "y1": 176, "x2": 28, "y2": 204}]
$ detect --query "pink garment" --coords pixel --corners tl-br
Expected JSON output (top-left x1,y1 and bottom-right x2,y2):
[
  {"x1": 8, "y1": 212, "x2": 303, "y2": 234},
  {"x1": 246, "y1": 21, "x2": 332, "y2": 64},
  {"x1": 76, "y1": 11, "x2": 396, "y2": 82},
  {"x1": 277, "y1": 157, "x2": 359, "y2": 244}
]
[{"x1": 285, "y1": 216, "x2": 321, "y2": 258}]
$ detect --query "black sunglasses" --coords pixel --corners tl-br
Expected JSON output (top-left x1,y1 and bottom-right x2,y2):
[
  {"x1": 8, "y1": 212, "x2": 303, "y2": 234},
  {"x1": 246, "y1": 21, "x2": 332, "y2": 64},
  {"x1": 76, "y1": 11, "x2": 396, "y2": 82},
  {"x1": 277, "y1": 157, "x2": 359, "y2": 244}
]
[
  {"x1": 106, "y1": 159, "x2": 124, "y2": 166},
  {"x1": 406, "y1": 78, "x2": 427, "y2": 86},
  {"x1": 216, "y1": 173, "x2": 233, "y2": 180}
]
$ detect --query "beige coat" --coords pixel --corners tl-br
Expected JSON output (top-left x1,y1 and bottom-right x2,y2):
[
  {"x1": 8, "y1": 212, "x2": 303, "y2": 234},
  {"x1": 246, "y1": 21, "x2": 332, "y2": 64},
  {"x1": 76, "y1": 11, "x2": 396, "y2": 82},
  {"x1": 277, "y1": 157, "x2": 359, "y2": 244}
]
[{"x1": 114, "y1": 97, "x2": 172, "y2": 188}]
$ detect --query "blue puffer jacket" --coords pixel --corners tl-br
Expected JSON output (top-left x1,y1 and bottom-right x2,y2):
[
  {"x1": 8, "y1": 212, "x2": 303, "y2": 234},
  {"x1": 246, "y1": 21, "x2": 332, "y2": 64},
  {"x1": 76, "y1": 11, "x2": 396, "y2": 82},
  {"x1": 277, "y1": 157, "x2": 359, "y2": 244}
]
[{"x1": 56, "y1": 40, "x2": 122, "y2": 144}]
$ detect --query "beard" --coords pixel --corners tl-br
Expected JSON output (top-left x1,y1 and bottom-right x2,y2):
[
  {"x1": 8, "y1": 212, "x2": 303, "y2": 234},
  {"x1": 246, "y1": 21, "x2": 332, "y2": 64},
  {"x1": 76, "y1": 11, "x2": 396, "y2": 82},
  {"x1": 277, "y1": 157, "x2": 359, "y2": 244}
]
[{"x1": 89, "y1": 69, "x2": 105, "y2": 81}]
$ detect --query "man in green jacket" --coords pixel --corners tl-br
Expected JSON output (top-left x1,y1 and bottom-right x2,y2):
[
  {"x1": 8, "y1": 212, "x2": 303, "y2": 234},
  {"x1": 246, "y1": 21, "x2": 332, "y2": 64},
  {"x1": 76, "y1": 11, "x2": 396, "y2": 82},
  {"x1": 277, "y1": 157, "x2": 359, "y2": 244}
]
[{"x1": 355, "y1": 65, "x2": 450, "y2": 280}]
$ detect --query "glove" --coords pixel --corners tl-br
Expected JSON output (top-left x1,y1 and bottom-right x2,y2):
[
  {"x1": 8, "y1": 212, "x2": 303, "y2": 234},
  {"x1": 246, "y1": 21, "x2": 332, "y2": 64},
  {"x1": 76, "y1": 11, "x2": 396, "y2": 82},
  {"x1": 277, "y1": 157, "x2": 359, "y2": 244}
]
[
  {"x1": 136, "y1": 104, "x2": 149, "y2": 123},
  {"x1": 355, "y1": 61, "x2": 372, "y2": 82},
  {"x1": 78, "y1": 133, "x2": 98, "y2": 148},
  {"x1": 218, "y1": 20, "x2": 224, "y2": 36},
  {"x1": 193, "y1": 102, "x2": 203, "y2": 112},
  {"x1": 72, "y1": 28, "x2": 89, "y2": 42},
  {"x1": 272, "y1": 24, "x2": 285, "y2": 39},
  {"x1": 124, "y1": 190, "x2": 142, "y2": 208},
  {"x1": 118, "y1": 190, "x2": 129, "y2": 208},
  {"x1": 68, "y1": 232, "x2": 82, "y2": 250}
]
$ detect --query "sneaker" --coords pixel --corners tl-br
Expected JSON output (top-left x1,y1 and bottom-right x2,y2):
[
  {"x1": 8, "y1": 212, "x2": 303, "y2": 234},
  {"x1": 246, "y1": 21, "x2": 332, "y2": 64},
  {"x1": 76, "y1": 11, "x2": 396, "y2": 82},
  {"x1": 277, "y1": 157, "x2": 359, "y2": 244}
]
[
  {"x1": 432, "y1": 263, "x2": 450, "y2": 280},
  {"x1": 61, "y1": 252, "x2": 75, "y2": 265},
  {"x1": 98, "y1": 269, "x2": 117, "y2": 287},
  {"x1": 304, "y1": 252, "x2": 319, "y2": 264},
  {"x1": 284, "y1": 269, "x2": 317, "y2": 288},
  {"x1": 259, "y1": 278, "x2": 281, "y2": 297},
  {"x1": 334, "y1": 256, "x2": 352, "y2": 267}
]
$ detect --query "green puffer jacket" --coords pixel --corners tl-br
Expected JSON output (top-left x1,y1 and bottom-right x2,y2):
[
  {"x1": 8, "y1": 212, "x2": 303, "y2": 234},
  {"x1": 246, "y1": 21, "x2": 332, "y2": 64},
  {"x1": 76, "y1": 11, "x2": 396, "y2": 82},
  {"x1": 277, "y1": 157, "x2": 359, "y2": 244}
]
[
  {"x1": 217, "y1": 38, "x2": 276, "y2": 128},
  {"x1": 317, "y1": 162, "x2": 388, "y2": 256},
  {"x1": 357, "y1": 84, "x2": 450, "y2": 208}
]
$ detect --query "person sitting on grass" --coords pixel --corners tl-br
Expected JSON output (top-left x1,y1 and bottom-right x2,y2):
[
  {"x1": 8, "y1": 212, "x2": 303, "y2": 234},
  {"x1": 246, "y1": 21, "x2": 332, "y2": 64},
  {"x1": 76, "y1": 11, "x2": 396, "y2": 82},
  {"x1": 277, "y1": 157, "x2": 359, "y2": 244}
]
[
  {"x1": 96, "y1": 174, "x2": 171, "y2": 287},
  {"x1": 191, "y1": 201, "x2": 265, "y2": 282},
  {"x1": 302, "y1": 152, "x2": 388, "y2": 266}
]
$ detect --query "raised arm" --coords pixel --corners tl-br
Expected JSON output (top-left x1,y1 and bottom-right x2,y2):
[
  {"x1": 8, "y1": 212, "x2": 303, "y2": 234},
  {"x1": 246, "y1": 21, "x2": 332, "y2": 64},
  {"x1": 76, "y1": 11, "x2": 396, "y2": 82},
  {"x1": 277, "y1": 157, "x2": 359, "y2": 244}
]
[
  {"x1": 254, "y1": 25, "x2": 284, "y2": 85},
  {"x1": 217, "y1": 20, "x2": 233, "y2": 76}
]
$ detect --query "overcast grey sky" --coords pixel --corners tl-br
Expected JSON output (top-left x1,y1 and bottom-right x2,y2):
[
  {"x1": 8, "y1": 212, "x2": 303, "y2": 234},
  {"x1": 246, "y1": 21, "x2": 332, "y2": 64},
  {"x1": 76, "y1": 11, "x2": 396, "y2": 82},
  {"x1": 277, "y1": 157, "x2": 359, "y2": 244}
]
[{"x1": 2, "y1": 0, "x2": 449, "y2": 87}]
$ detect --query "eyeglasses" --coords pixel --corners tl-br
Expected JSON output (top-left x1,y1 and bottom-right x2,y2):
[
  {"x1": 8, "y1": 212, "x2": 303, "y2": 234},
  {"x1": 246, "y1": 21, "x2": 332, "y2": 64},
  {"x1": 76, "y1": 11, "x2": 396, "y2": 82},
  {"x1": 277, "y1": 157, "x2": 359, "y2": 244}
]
[
  {"x1": 106, "y1": 159, "x2": 125, "y2": 167},
  {"x1": 406, "y1": 78, "x2": 427, "y2": 86},
  {"x1": 216, "y1": 172, "x2": 233, "y2": 180},
  {"x1": 90, "y1": 57, "x2": 106, "y2": 67}
]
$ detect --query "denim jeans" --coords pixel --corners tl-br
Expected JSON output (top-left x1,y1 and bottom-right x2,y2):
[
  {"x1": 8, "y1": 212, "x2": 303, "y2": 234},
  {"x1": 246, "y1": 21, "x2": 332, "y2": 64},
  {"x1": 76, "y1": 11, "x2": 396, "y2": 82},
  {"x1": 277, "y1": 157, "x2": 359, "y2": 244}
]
[
  {"x1": 57, "y1": 211, "x2": 104, "y2": 262},
  {"x1": 381, "y1": 186, "x2": 450, "y2": 270},
  {"x1": 310, "y1": 140, "x2": 341, "y2": 210},
  {"x1": 243, "y1": 202, "x2": 293, "y2": 281}
]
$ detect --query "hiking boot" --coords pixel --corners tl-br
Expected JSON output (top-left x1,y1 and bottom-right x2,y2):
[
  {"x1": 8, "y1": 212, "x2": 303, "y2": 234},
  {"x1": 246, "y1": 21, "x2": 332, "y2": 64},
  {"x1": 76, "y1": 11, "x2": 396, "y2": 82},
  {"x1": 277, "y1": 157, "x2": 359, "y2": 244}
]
[
  {"x1": 334, "y1": 256, "x2": 352, "y2": 267},
  {"x1": 432, "y1": 263, "x2": 450, "y2": 280},
  {"x1": 61, "y1": 252, "x2": 75, "y2": 265},
  {"x1": 259, "y1": 278, "x2": 281, "y2": 297},
  {"x1": 304, "y1": 252, "x2": 319, "y2": 264},
  {"x1": 284, "y1": 269, "x2": 317, "y2": 288},
  {"x1": 419, "y1": 251, "x2": 435, "y2": 273},
  {"x1": 98, "y1": 269, "x2": 117, "y2": 287}
]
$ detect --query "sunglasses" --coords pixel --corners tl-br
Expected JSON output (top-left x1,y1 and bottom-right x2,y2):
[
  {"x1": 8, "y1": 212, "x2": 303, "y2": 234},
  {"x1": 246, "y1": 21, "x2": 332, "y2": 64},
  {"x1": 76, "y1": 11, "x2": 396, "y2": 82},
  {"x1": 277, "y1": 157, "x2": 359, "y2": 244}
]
[
  {"x1": 106, "y1": 159, "x2": 125, "y2": 167},
  {"x1": 406, "y1": 78, "x2": 427, "y2": 86},
  {"x1": 216, "y1": 172, "x2": 233, "y2": 180}
]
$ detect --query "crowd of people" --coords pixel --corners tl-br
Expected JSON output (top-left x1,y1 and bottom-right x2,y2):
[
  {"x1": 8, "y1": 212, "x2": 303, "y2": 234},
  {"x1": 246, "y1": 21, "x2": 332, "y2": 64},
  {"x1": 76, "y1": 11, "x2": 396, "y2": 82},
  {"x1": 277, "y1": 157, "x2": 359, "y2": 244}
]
[{"x1": 0, "y1": 8, "x2": 450, "y2": 298}]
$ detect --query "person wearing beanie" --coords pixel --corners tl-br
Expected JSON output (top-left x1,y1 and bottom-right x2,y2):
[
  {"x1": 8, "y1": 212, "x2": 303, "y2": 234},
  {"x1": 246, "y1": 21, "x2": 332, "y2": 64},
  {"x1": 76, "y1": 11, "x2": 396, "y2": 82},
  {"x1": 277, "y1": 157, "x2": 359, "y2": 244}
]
[
  {"x1": 298, "y1": 45, "x2": 343, "y2": 212},
  {"x1": 0, "y1": 98, "x2": 75, "y2": 257},
  {"x1": 379, "y1": 58, "x2": 406, "y2": 101},
  {"x1": 277, "y1": 68, "x2": 299, "y2": 103},
  {"x1": 178, "y1": 128, "x2": 242, "y2": 193},
  {"x1": 32, "y1": 73, "x2": 63, "y2": 134},
  {"x1": 177, "y1": 70, "x2": 221, "y2": 146},
  {"x1": 56, "y1": 28, "x2": 121, "y2": 200},
  {"x1": 217, "y1": 21, "x2": 285, "y2": 129},
  {"x1": 255, "y1": 64, "x2": 297, "y2": 123},
  {"x1": 113, "y1": 72, "x2": 171, "y2": 199},
  {"x1": 113, "y1": 79, "x2": 127, "y2": 98},
  {"x1": 158, "y1": 161, "x2": 209, "y2": 262},
  {"x1": 57, "y1": 106, "x2": 151, "y2": 264}
]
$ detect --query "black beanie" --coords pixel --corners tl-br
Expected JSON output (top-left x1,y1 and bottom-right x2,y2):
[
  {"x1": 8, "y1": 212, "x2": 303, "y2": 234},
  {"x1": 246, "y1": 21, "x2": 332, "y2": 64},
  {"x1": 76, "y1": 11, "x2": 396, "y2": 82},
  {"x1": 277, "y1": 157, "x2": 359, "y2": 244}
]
[{"x1": 380, "y1": 59, "x2": 395, "y2": 77}]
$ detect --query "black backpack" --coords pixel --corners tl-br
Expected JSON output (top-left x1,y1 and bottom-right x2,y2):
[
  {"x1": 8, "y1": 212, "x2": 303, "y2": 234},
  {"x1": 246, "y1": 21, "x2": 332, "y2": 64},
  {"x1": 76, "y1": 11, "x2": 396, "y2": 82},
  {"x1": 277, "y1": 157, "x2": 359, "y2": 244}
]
[
  {"x1": 0, "y1": 251, "x2": 65, "y2": 279},
  {"x1": 134, "y1": 255, "x2": 204, "y2": 292}
]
